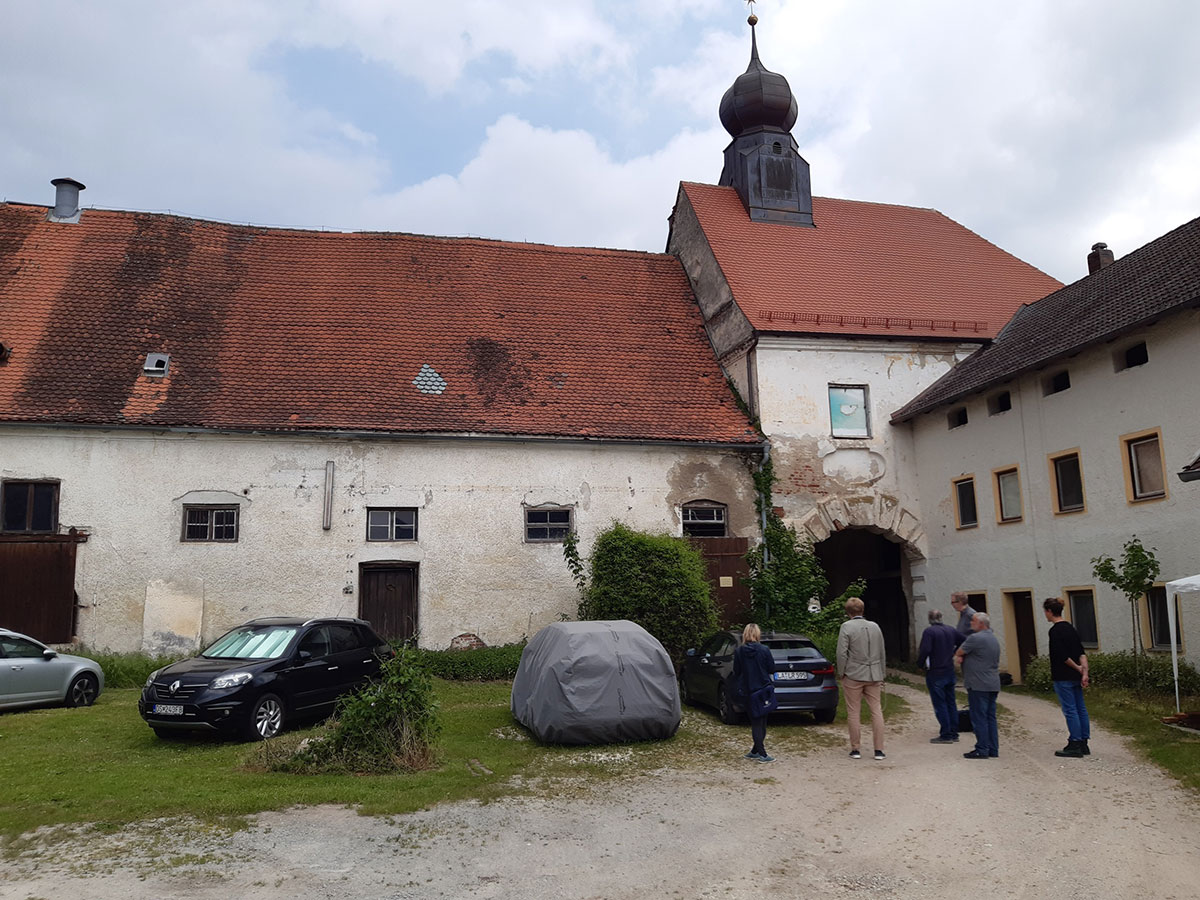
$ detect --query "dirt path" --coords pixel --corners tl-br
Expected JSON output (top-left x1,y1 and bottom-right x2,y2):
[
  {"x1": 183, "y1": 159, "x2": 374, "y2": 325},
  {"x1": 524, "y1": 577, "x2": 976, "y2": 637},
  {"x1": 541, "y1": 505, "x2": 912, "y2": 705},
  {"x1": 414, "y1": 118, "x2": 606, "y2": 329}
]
[{"x1": 5, "y1": 682, "x2": 1199, "y2": 899}]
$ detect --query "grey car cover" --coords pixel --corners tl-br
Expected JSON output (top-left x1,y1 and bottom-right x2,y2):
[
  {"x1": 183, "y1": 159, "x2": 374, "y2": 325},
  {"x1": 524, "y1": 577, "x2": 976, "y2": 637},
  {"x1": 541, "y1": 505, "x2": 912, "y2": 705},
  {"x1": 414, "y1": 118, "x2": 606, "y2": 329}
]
[{"x1": 511, "y1": 620, "x2": 681, "y2": 745}]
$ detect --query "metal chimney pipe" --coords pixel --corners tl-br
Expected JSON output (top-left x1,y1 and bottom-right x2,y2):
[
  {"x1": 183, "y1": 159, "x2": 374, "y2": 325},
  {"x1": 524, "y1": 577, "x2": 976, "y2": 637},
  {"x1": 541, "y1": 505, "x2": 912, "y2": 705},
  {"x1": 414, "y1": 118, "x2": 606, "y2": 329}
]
[{"x1": 50, "y1": 178, "x2": 86, "y2": 222}]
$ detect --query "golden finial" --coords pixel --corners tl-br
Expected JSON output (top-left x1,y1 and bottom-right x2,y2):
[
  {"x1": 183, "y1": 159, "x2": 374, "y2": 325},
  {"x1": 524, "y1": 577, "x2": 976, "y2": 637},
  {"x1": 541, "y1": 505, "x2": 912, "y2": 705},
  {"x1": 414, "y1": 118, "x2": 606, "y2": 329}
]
[{"x1": 746, "y1": 0, "x2": 758, "y2": 26}]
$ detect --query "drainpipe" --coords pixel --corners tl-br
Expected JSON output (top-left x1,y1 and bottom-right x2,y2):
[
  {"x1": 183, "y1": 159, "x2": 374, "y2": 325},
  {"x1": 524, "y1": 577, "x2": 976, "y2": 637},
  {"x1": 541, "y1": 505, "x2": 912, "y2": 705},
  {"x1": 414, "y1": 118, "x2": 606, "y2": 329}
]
[{"x1": 758, "y1": 439, "x2": 771, "y2": 622}]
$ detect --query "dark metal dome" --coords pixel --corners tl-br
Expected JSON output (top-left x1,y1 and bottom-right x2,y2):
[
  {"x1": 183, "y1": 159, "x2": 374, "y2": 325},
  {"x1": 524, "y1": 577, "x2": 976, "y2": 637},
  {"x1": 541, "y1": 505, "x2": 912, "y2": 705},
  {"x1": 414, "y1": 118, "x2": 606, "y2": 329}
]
[{"x1": 718, "y1": 20, "x2": 798, "y2": 138}]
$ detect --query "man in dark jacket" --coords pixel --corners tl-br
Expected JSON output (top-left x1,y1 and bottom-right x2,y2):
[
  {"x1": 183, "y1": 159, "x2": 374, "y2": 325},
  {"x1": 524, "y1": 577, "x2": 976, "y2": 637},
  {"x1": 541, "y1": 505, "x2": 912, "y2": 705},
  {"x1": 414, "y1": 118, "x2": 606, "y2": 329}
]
[
  {"x1": 1043, "y1": 597, "x2": 1091, "y2": 758},
  {"x1": 918, "y1": 608, "x2": 965, "y2": 743},
  {"x1": 732, "y1": 623, "x2": 776, "y2": 762}
]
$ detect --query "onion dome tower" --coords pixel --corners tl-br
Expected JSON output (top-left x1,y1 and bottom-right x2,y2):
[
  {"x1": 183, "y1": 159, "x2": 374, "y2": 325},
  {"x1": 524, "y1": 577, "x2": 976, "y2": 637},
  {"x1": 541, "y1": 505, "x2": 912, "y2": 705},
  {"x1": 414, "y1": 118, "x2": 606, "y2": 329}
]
[{"x1": 718, "y1": 13, "x2": 814, "y2": 227}]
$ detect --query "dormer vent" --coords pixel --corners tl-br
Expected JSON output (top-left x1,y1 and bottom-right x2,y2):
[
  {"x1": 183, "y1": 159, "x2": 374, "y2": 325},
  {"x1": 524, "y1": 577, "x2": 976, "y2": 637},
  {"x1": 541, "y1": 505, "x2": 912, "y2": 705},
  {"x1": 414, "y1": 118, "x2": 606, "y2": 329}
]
[
  {"x1": 144, "y1": 353, "x2": 170, "y2": 376},
  {"x1": 49, "y1": 178, "x2": 86, "y2": 223}
]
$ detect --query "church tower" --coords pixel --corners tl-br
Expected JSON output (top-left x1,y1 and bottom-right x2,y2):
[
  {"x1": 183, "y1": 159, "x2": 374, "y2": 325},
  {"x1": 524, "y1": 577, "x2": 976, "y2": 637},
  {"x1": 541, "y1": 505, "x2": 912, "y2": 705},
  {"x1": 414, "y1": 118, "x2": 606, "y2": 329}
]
[{"x1": 718, "y1": 14, "x2": 814, "y2": 227}]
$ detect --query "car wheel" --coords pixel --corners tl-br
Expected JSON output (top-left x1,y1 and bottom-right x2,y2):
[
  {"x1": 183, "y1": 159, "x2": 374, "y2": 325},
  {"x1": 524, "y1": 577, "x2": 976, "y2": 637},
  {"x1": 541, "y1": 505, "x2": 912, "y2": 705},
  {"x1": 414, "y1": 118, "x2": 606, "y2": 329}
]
[
  {"x1": 65, "y1": 672, "x2": 99, "y2": 707},
  {"x1": 813, "y1": 707, "x2": 836, "y2": 724},
  {"x1": 243, "y1": 693, "x2": 285, "y2": 741},
  {"x1": 717, "y1": 685, "x2": 741, "y2": 725}
]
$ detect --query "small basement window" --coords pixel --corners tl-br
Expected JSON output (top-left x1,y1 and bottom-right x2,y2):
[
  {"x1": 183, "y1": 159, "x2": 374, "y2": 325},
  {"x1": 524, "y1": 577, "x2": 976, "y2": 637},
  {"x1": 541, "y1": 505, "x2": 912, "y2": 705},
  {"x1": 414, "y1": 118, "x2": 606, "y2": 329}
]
[
  {"x1": 182, "y1": 505, "x2": 239, "y2": 542},
  {"x1": 947, "y1": 406, "x2": 968, "y2": 429},
  {"x1": 987, "y1": 391, "x2": 1012, "y2": 415},
  {"x1": 1043, "y1": 370, "x2": 1071, "y2": 395},
  {"x1": 1114, "y1": 341, "x2": 1149, "y2": 371},
  {"x1": 682, "y1": 501, "x2": 727, "y2": 538},
  {"x1": 525, "y1": 506, "x2": 572, "y2": 542}
]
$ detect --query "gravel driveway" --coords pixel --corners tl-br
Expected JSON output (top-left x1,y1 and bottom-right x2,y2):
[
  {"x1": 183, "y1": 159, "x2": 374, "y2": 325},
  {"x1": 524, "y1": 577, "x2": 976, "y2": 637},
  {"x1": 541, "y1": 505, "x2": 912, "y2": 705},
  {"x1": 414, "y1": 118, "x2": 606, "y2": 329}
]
[{"x1": 4, "y1": 680, "x2": 1198, "y2": 900}]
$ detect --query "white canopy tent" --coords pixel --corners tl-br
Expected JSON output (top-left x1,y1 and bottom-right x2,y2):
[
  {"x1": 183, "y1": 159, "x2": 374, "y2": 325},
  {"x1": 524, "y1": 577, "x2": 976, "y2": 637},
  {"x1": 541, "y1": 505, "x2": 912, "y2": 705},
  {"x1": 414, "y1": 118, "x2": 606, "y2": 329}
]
[{"x1": 1164, "y1": 574, "x2": 1200, "y2": 713}]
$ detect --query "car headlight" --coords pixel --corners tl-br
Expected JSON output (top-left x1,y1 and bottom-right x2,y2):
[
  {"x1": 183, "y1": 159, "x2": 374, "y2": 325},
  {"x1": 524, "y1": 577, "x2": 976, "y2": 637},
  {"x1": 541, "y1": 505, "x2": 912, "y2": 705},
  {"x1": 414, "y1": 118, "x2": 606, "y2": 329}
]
[
  {"x1": 145, "y1": 667, "x2": 163, "y2": 689},
  {"x1": 210, "y1": 672, "x2": 253, "y2": 690}
]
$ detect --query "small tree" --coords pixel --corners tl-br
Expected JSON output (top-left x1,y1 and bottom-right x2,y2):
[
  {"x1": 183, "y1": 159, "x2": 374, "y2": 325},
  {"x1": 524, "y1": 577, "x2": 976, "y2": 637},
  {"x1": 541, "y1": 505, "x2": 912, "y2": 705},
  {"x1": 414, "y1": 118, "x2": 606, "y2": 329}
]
[
  {"x1": 569, "y1": 522, "x2": 718, "y2": 664},
  {"x1": 1092, "y1": 537, "x2": 1160, "y2": 684}
]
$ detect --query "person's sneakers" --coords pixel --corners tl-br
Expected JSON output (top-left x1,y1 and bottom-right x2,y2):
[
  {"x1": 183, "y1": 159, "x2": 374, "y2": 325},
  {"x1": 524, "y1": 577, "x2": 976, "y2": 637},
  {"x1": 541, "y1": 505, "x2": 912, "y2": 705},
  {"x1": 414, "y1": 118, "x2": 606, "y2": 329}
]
[
  {"x1": 755, "y1": 753, "x2": 775, "y2": 763},
  {"x1": 873, "y1": 750, "x2": 886, "y2": 760},
  {"x1": 1080, "y1": 740, "x2": 1091, "y2": 756},
  {"x1": 744, "y1": 751, "x2": 761, "y2": 760},
  {"x1": 962, "y1": 750, "x2": 989, "y2": 759},
  {"x1": 1055, "y1": 741, "x2": 1084, "y2": 758},
  {"x1": 930, "y1": 736, "x2": 956, "y2": 744},
  {"x1": 849, "y1": 749, "x2": 862, "y2": 759}
]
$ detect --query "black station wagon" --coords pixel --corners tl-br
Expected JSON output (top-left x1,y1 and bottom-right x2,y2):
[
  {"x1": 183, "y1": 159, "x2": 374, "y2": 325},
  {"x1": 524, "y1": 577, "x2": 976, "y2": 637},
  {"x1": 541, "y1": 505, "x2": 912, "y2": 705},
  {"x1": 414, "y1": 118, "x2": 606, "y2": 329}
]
[{"x1": 139, "y1": 616, "x2": 393, "y2": 740}]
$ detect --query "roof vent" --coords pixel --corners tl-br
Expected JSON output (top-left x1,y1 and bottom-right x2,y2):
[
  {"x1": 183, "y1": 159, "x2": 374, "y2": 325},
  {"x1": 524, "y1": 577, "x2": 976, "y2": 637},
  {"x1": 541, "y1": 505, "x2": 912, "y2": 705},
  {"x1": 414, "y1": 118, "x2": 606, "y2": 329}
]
[
  {"x1": 1087, "y1": 241, "x2": 1114, "y2": 274},
  {"x1": 143, "y1": 353, "x2": 170, "y2": 376},
  {"x1": 49, "y1": 178, "x2": 86, "y2": 223}
]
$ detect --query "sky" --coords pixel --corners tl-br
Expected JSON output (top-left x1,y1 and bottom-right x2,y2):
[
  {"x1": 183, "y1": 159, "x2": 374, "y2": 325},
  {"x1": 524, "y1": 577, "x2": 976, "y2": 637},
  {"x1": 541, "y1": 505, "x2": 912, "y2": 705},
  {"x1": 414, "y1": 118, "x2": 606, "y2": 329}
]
[{"x1": 3, "y1": 0, "x2": 1199, "y2": 284}]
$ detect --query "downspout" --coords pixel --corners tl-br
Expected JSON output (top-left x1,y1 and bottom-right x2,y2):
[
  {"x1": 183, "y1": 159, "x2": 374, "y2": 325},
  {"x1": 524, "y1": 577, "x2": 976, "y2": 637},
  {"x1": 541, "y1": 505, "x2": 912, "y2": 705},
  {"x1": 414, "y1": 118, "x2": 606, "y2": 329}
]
[{"x1": 758, "y1": 439, "x2": 771, "y2": 622}]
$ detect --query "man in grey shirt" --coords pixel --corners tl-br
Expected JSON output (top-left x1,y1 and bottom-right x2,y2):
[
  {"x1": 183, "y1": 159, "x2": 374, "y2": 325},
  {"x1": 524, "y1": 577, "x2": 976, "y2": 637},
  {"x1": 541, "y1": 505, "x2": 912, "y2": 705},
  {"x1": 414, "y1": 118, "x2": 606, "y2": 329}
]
[
  {"x1": 955, "y1": 612, "x2": 1001, "y2": 759},
  {"x1": 950, "y1": 592, "x2": 976, "y2": 638},
  {"x1": 836, "y1": 596, "x2": 888, "y2": 760}
]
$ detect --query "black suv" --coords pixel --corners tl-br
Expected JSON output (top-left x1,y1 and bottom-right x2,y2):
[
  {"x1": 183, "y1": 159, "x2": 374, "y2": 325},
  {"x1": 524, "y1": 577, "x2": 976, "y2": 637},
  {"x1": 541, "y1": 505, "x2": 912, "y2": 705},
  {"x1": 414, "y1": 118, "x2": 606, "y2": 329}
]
[{"x1": 138, "y1": 617, "x2": 394, "y2": 741}]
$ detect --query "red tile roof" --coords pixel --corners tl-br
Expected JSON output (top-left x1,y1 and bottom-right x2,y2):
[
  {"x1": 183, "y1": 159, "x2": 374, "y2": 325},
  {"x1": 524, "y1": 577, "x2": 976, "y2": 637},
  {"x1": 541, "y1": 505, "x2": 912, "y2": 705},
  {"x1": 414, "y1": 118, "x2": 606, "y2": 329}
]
[
  {"x1": 0, "y1": 203, "x2": 759, "y2": 445},
  {"x1": 681, "y1": 183, "x2": 1061, "y2": 340}
]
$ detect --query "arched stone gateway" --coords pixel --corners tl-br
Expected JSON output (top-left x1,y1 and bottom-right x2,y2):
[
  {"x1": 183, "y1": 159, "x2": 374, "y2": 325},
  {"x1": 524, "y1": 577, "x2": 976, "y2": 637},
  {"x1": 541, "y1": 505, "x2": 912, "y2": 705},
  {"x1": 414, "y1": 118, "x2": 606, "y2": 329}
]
[{"x1": 794, "y1": 496, "x2": 928, "y2": 663}]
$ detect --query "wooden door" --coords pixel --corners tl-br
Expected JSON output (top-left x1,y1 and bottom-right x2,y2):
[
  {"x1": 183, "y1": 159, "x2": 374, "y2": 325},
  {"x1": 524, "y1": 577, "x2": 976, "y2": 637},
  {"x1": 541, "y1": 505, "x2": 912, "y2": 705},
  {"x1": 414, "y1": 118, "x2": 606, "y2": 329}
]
[
  {"x1": 359, "y1": 564, "x2": 418, "y2": 643},
  {"x1": 689, "y1": 536, "x2": 751, "y2": 626},
  {"x1": 1008, "y1": 590, "x2": 1037, "y2": 680},
  {"x1": 0, "y1": 535, "x2": 83, "y2": 642}
]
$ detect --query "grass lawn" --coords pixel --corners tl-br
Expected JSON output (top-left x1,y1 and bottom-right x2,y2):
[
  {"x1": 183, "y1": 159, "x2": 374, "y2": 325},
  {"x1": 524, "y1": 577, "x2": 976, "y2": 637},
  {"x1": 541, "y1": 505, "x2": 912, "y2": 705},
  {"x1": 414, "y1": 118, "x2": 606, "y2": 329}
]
[
  {"x1": 1008, "y1": 685, "x2": 1200, "y2": 793},
  {"x1": 0, "y1": 682, "x2": 907, "y2": 843}
]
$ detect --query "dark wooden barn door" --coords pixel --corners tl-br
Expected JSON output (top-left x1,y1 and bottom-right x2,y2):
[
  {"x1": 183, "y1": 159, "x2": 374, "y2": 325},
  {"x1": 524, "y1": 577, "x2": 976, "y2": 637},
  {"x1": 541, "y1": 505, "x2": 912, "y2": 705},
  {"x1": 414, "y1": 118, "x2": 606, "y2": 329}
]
[
  {"x1": 690, "y1": 536, "x2": 751, "y2": 627},
  {"x1": 0, "y1": 535, "x2": 83, "y2": 643},
  {"x1": 359, "y1": 564, "x2": 418, "y2": 643}
]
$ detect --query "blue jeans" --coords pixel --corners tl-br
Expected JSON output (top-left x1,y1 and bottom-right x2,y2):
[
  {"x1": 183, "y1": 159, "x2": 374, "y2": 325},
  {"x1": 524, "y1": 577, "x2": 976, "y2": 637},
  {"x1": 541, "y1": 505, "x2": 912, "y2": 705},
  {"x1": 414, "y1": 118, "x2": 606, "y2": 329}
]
[
  {"x1": 1052, "y1": 680, "x2": 1090, "y2": 742},
  {"x1": 926, "y1": 670, "x2": 958, "y2": 738},
  {"x1": 967, "y1": 689, "x2": 998, "y2": 756}
]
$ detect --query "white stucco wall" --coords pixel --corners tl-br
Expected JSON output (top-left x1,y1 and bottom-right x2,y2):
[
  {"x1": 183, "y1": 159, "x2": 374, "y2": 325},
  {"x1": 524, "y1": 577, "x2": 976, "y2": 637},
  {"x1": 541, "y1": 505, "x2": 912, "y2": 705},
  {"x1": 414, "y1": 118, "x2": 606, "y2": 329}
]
[
  {"x1": 749, "y1": 336, "x2": 981, "y2": 564},
  {"x1": 909, "y1": 310, "x2": 1200, "y2": 669},
  {"x1": 2, "y1": 428, "x2": 757, "y2": 652}
]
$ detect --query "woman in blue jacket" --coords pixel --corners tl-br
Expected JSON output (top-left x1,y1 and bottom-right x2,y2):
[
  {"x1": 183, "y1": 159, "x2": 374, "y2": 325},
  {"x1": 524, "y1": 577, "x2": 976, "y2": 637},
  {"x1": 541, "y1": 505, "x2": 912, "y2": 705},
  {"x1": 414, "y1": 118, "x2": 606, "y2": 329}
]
[{"x1": 732, "y1": 623, "x2": 776, "y2": 762}]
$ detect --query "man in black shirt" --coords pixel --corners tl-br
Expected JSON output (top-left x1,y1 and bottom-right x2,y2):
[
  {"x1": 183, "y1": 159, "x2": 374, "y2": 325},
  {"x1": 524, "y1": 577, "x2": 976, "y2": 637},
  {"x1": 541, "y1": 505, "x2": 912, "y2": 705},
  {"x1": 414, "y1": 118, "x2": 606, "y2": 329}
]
[{"x1": 1043, "y1": 597, "x2": 1091, "y2": 758}]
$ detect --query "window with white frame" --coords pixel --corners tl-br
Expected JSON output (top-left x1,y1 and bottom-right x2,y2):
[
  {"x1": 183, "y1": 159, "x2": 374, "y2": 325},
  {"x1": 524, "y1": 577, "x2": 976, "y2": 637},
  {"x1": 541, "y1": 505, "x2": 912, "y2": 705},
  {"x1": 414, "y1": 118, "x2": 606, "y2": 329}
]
[
  {"x1": 182, "y1": 505, "x2": 239, "y2": 542},
  {"x1": 525, "y1": 506, "x2": 572, "y2": 542},
  {"x1": 1145, "y1": 586, "x2": 1182, "y2": 650},
  {"x1": 994, "y1": 468, "x2": 1022, "y2": 523},
  {"x1": 682, "y1": 501, "x2": 727, "y2": 538},
  {"x1": 1124, "y1": 431, "x2": 1166, "y2": 501},
  {"x1": 1067, "y1": 589, "x2": 1099, "y2": 648},
  {"x1": 367, "y1": 508, "x2": 418, "y2": 541},
  {"x1": 1050, "y1": 451, "x2": 1085, "y2": 513},
  {"x1": 953, "y1": 477, "x2": 978, "y2": 528},
  {"x1": 828, "y1": 385, "x2": 870, "y2": 438}
]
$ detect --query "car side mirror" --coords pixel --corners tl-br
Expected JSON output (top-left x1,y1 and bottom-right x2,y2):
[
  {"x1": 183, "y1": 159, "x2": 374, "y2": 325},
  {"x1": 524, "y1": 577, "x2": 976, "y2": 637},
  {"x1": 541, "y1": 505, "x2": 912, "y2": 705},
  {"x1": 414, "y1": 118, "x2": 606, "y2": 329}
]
[
  {"x1": 685, "y1": 648, "x2": 696, "y2": 657},
  {"x1": 297, "y1": 649, "x2": 312, "y2": 661},
  {"x1": 42, "y1": 648, "x2": 58, "y2": 660}
]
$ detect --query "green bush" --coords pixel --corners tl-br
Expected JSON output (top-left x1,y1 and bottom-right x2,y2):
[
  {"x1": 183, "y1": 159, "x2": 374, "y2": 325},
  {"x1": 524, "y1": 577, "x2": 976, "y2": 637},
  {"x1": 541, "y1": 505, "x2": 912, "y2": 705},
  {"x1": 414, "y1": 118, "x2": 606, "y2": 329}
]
[
  {"x1": 412, "y1": 642, "x2": 525, "y2": 680},
  {"x1": 75, "y1": 649, "x2": 187, "y2": 688},
  {"x1": 276, "y1": 647, "x2": 440, "y2": 774},
  {"x1": 1023, "y1": 650, "x2": 1200, "y2": 695},
  {"x1": 744, "y1": 516, "x2": 829, "y2": 634},
  {"x1": 576, "y1": 522, "x2": 718, "y2": 664}
]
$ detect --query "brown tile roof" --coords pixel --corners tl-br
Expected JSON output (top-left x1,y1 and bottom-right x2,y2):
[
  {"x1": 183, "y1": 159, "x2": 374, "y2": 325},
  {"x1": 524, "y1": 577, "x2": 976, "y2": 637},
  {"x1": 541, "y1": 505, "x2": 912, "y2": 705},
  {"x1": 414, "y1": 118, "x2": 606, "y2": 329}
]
[
  {"x1": 681, "y1": 183, "x2": 1060, "y2": 340},
  {"x1": 0, "y1": 203, "x2": 759, "y2": 445},
  {"x1": 892, "y1": 215, "x2": 1200, "y2": 423}
]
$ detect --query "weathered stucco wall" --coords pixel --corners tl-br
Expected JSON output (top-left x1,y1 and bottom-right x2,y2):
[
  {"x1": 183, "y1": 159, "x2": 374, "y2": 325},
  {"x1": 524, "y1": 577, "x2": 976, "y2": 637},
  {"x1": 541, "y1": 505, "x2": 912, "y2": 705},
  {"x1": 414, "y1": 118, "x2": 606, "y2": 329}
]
[
  {"x1": 753, "y1": 336, "x2": 980, "y2": 561},
  {"x1": 1, "y1": 429, "x2": 757, "y2": 652},
  {"x1": 909, "y1": 311, "x2": 1200, "y2": 668}
]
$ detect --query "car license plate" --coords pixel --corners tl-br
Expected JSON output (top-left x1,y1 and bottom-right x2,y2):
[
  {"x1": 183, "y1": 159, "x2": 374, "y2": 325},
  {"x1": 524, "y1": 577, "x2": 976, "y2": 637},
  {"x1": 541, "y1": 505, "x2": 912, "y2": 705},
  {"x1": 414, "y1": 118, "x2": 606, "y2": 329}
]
[
  {"x1": 153, "y1": 704, "x2": 184, "y2": 715},
  {"x1": 775, "y1": 671, "x2": 811, "y2": 682}
]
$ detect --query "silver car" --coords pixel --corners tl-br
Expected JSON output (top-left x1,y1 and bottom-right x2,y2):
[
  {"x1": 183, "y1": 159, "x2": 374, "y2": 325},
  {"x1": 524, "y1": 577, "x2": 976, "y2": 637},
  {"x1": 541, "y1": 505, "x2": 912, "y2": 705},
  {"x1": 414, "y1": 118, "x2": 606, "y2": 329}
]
[{"x1": 0, "y1": 628, "x2": 104, "y2": 710}]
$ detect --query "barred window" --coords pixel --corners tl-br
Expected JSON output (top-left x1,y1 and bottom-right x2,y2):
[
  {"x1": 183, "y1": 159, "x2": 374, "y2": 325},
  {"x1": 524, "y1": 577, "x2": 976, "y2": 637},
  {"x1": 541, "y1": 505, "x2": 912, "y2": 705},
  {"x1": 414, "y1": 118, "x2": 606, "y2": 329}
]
[
  {"x1": 525, "y1": 507, "x2": 572, "y2": 542},
  {"x1": 183, "y1": 506, "x2": 239, "y2": 542}
]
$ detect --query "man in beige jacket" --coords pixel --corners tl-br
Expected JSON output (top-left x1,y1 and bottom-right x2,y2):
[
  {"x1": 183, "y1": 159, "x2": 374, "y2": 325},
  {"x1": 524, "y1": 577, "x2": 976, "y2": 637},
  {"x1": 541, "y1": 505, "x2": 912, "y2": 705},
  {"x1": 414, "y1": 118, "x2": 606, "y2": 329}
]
[{"x1": 836, "y1": 596, "x2": 887, "y2": 760}]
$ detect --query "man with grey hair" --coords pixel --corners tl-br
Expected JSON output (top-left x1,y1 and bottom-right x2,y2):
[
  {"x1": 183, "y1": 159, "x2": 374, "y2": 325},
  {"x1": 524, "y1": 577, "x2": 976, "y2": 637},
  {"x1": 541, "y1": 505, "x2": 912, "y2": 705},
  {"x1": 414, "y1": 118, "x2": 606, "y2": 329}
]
[
  {"x1": 950, "y1": 592, "x2": 976, "y2": 637},
  {"x1": 955, "y1": 612, "x2": 1001, "y2": 759},
  {"x1": 917, "y1": 607, "x2": 964, "y2": 743}
]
